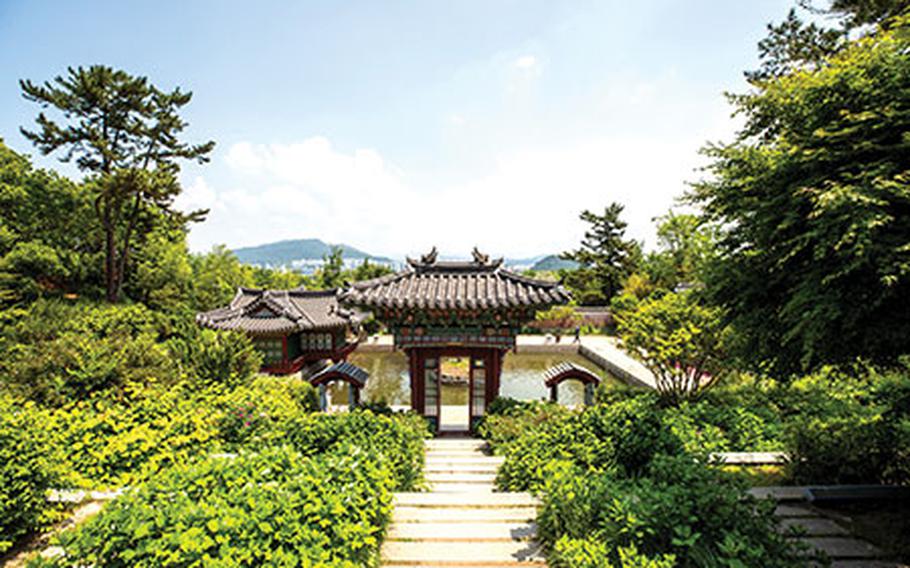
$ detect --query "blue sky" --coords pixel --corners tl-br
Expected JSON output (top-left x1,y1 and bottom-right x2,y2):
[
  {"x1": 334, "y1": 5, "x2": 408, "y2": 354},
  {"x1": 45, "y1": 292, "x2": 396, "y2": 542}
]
[{"x1": 0, "y1": 1, "x2": 792, "y2": 258}]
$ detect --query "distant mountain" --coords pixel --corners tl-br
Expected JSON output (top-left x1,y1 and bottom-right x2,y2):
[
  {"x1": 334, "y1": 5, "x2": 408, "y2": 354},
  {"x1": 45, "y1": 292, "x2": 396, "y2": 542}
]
[
  {"x1": 231, "y1": 239, "x2": 394, "y2": 267},
  {"x1": 530, "y1": 255, "x2": 578, "y2": 272}
]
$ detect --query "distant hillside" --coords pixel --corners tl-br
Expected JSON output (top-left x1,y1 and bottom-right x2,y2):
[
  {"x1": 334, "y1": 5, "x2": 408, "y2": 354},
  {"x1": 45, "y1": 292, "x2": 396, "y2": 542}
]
[
  {"x1": 231, "y1": 238, "x2": 393, "y2": 267},
  {"x1": 531, "y1": 255, "x2": 578, "y2": 272}
]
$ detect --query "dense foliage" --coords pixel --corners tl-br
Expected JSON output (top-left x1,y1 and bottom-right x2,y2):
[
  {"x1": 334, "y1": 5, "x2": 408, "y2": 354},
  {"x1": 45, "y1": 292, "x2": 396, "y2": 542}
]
[
  {"x1": 540, "y1": 456, "x2": 802, "y2": 567},
  {"x1": 613, "y1": 291, "x2": 728, "y2": 402},
  {"x1": 690, "y1": 10, "x2": 910, "y2": 375},
  {"x1": 481, "y1": 366, "x2": 910, "y2": 567},
  {"x1": 0, "y1": 397, "x2": 59, "y2": 554},
  {"x1": 38, "y1": 445, "x2": 395, "y2": 567}
]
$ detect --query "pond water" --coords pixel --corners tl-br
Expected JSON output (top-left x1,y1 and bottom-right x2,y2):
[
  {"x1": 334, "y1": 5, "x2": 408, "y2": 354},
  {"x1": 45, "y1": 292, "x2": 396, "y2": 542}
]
[{"x1": 323, "y1": 350, "x2": 621, "y2": 407}]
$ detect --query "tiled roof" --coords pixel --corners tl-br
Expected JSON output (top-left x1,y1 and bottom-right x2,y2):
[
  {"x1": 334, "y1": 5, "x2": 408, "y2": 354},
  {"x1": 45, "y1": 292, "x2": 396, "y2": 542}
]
[
  {"x1": 341, "y1": 248, "x2": 570, "y2": 310},
  {"x1": 543, "y1": 362, "x2": 601, "y2": 387},
  {"x1": 196, "y1": 288, "x2": 361, "y2": 336},
  {"x1": 308, "y1": 361, "x2": 369, "y2": 388}
]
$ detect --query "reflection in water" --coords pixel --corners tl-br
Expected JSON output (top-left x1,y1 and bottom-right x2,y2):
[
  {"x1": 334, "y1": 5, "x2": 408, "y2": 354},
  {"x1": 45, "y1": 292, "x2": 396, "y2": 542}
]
[{"x1": 340, "y1": 351, "x2": 620, "y2": 408}]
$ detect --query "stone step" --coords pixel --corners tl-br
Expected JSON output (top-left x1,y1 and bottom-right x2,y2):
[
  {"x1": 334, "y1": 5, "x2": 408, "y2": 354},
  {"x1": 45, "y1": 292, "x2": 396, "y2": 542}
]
[
  {"x1": 801, "y1": 537, "x2": 883, "y2": 559},
  {"x1": 382, "y1": 540, "x2": 546, "y2": 565},
  {"x1": 425, "y1": 450, "x2": 492, "y2": 458},
  {"x1": 425, "y1": 464, "x2": 500, "y2": 474},
  {"x1": 778, "y1": 517, "x2": 848, "y2": 536},
  {"x1": 393, "y1": 507, "x2": 538, "y2": 524},
  {"x1": 426, "y1": 473, "x2": 497, "y2": 484},
  {"x1": 424, "y1": 448, "x2": 488, "y2": 455},
  {"x1": 426, "y1": 452, "x2": 505, "y2": 465},
  {"x1": 387, "y1": 522, "x2": 537, "y2": 542},
  {"x1": 829, "y1": 561, "x2": 904, "y2": 568},
  {"x1": 748, "y1": 486, "x2": 809, "y2": 502},
  {"x1": 395, "y1": 492, "x2": 538, "y2": 508},
  {"x1": 427, "y1": 483, "x2": 496, "y2": 493},
  {"x1": 774, "y1": 504, "x2": 817, "y2": 518}
]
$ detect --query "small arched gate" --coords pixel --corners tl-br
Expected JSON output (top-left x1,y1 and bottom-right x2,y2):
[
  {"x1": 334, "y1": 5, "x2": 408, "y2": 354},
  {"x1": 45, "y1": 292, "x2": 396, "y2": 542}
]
[
  {"x1": 543, "y1": 362, "x2": 601, "y2": 405},
  {"x1": 308, "y1": 361, "x2": 369, "y2": 410}
]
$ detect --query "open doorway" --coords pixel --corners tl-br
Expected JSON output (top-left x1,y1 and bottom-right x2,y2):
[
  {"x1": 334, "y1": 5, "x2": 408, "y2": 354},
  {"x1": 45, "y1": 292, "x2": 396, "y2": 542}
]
[{"x1": 439, "y1": 357, "x2": 470, "y2": 432}]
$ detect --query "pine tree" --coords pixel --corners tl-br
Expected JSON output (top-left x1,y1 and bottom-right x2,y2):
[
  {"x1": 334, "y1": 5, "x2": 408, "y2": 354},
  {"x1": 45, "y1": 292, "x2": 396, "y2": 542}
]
[
  {"x1": 20, "y1": 65, "x2": 214, "y2": 302},
  {"x1": 561, "y1": 203, "x2": 640, "y2": 303}
]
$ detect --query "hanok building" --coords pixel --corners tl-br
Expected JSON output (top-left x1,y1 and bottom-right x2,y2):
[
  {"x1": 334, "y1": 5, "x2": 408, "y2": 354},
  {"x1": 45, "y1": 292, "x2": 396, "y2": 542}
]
[
  {"x1": 341, "y1": 247, "x2": 570, "y2": 432},
  {"x1": 197, "y1": 288, "x2": 363, "y2": 374}
]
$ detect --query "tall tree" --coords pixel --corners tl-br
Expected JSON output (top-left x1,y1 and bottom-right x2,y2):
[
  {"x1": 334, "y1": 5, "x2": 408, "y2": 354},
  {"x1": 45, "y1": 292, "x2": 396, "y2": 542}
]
[
  {"x1": 747, "y1": 0, "x2": 909, "y2": 81},
  {"x1": 643, "y1": 211, "x2": 717, "y2": 291},
  {"x1": 690, "y1": 11, "x2": 910, "y2": 375},
  {"x1": 20, "y1": 66, "x2": 214, "y2": 302},
  {"x1": 561, "y1": 204, "x2": 639, "y2": 304}
]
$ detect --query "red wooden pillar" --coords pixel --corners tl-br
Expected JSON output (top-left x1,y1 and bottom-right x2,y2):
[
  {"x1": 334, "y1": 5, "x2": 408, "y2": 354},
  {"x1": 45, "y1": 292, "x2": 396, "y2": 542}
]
[{"x1": 407, "y1": 349, "x2": 424, "y2": 414}]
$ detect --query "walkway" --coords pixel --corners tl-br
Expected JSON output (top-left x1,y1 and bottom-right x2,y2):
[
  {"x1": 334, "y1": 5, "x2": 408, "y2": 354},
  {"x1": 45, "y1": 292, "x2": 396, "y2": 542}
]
[
  {"x1": 382, "y1": 438, "x2": 545, "y2": 567},
  {"x1": 576, "y1": 335, "x2": 657, "y2": 389},
  {"x1": 749, "y1": 487, "x2": 903, "y2": 567}
]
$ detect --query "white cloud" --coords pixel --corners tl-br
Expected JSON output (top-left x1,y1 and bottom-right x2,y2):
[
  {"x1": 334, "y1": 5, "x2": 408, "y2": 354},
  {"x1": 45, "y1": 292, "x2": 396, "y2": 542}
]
[
  {"x1": 185, "y1": 132, "x2": 713, "y2": 259},
  {"x1": 514, "y1": 55, "x2": 538, "y2": 69},
  {"x1": 175, "y1": 176, "x2": 217, "y2": 211}
]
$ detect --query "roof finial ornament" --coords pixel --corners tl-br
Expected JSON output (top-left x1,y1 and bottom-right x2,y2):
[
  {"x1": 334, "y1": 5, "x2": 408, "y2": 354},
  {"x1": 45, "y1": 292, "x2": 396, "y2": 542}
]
[
  {"x1": 471, "y1": 247, "x2": 490, "y2": 265},
  {"x1": 420, "y1": 246, "x2": 438, "y2": 265}
]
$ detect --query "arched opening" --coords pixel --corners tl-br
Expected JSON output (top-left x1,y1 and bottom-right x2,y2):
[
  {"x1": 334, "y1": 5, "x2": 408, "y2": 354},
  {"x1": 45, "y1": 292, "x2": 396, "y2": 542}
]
[
  {"x1": 543, "y1": 362, "x2": 601, "y2": 406},
  {"x1": 308, "y1": 361, "x2": 369, "y2": 411}
]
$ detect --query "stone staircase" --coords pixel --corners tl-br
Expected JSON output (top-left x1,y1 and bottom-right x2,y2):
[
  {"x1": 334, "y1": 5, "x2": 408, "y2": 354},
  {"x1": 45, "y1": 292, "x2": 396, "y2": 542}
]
[{"x1": 382, "y1": 438, "x2": 546, "y2": 567}]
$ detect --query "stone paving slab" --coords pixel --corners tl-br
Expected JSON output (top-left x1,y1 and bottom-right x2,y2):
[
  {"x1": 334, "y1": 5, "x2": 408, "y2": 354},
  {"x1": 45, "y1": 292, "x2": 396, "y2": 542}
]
[
  {"x1": 395, "y1": 492, "x2": 538, "y2": 508},
  {"x1": 778, "y1": 517, "x2": 848, "y2": 536},
  {"x1": 749, "y1": 486, "x2": 810, "y2": 501},
  {"x1": 387, "y1": 522, "x2": 537, "y2": 542},
  {"x1": 425, "y1": 473, "x2": 497, "y2": 484},
  {"x1": 829, "y1": 561, "x2": 908, "y2": 568},
  {"x1": 774, "y1": 504, "x2": 818, "y2": 517},
  {"x1": 711, "y1": 451, "x2": 787, "y2": 465},
  {"x1": 382, "y1": 540, "x2": 546, "y2": 565},
  {"x1": 801, "y1": 537, "x2": 884, "y2": 559},
  {"x1": 427, "y1": 483, "x2": 496, "y2": 493},
  {"x1": 392, "y1": 506, "x2": 539, "y2": 524},
  {"x1": 425, "y1": 463, "x2": 501, "y2": 474},
  {"x1": 426, "y1": 456, "x2": 504, "y2": 464}
]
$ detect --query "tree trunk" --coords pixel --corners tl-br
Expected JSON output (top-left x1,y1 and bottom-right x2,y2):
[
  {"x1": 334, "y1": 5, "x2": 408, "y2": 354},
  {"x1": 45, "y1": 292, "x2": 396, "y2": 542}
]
[{"x1": 105, "y1": 224, "x2": 119, "y2": 303}]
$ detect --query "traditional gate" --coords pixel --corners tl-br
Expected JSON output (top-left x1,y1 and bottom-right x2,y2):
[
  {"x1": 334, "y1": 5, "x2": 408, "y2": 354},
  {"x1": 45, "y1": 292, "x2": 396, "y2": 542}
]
[{"x1": 342, "y1": 247, "x2": 570, "y2": 433}]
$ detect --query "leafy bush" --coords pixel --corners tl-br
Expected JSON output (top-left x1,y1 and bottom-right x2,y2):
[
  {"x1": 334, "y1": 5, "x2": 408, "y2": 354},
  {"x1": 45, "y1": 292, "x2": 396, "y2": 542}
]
[
  {"x1": 284, "y1": 410, "x2": 429, "y2": 491},
  {"x1": 45, "y1": 377, "x2": 318, "y2": 489},
  {"x1": 168, "y1": 328, "x2": 261, "y2": 389},
  {"x1": 42, "y1": 445, "x2": 393, "y2": 567},
  {"x1": 783, "y1": 366, "x2": 910, "y2": 484},
  {"x1": 479, "y1": 398, "x2": 569, "y2": 452},
  {"x1": 0, "y1": 300, "x2": 176, "y2": 405},
  {"x1": 0, "y1": 396, "x2": 58, "y2": 553},
  {"x1": 550, "y1": 539, "x2": 676, "y2": 568},
  {"x1": 495, "y1": 396, "x2": 684, "y2": 492},
  {"x1": 539, "y1": 456, "x2": 804, "y2": 567}
]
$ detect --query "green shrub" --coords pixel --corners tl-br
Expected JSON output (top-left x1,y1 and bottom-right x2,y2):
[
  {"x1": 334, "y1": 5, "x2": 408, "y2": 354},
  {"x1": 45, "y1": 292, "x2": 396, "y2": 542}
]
[
  {"x1": 495, "y1": 396, "x2": 683, "y2": 492},
  {"x1": 284, "y1": 410, "x2": 429, "y2": 491},
  {"x1": 0, "y1": 396, "x2": 58, "y2": 553},
  {"x1": 479, "y1": 399, "x2": 569, "y2": 452},
  {"x1": 46, "y1": 387, "x2": 221, "y2": 489},
  {"x1": 0, "y1": 300, "x2": 176, "y2": 405},
  {"x1": 43, "y1": 445, "x2": 393, "y2": 567},
  {"x1": 168, "y1": 328, "x2": 261, "y2": 389},
  {"x1": 45, "y1": 377, "x2": 317, "y2": 489},
  {"x1": 538, "y1": 456, "x2": 804, "y2": 567},
  {"x1": 550, "y1": 538, "x2": 676, "y2": 568},
  {"x1": 215, "y1": 376, "x2": 319, "y2": 448}
]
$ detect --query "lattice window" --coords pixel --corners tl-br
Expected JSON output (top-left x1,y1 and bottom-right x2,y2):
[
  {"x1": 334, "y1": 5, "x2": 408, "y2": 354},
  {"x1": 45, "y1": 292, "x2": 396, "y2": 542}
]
[{"x1": 256, "y1": 338, "x2": 284, "y2": 364}]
